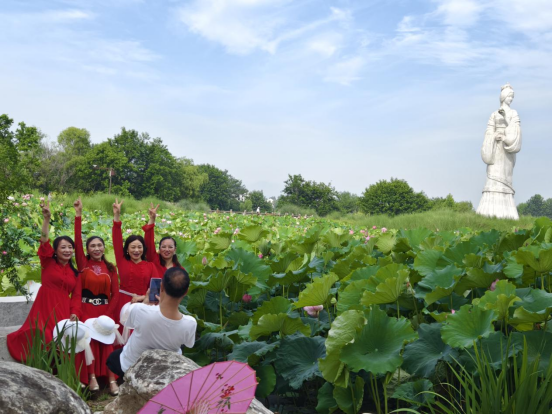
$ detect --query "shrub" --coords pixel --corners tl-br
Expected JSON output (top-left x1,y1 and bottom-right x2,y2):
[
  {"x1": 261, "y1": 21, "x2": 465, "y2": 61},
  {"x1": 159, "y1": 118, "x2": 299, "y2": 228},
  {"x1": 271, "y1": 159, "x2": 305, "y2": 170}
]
[{"x1": 360, "y1": 178, "x2": 430, "y2": 216}]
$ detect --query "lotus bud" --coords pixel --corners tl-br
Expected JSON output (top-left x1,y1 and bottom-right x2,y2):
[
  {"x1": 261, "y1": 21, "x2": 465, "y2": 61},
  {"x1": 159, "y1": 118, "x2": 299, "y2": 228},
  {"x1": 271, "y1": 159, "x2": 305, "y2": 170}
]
[
  {"x1": 490, "y1": 279, "x2": 499, "y2": 291},
  {"x1": 202, "y1": 257, "x2": 208, "y2": 266},
  {"x1": 304, "y1": 305, "x2": 324, "y2": 317},
  {"x1": 381, "y1": 227, "x2": 387, "y2": 233},
  {"x1": 242, "y1": 294, "x2": 252, "y2": 303},
  {"x1": 258, "y1": 253, "x2": 263, "y2": 259}
]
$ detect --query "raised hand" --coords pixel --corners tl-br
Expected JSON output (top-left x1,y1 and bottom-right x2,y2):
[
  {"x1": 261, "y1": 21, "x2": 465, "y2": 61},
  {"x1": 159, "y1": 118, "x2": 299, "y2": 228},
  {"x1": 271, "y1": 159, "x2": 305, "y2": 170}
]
[
  {"x1": 40, "y1": 200, "x2": 51, "y2": 220},
  {"x1": 148, "y1": 202, "x2": 160, "y2": 224},
  {"x1": 113, "y1": 198, "x2": 123, "y2": 216},
  {"x1": 73, "y1": 197, "x2": 83, "y2": 216}
]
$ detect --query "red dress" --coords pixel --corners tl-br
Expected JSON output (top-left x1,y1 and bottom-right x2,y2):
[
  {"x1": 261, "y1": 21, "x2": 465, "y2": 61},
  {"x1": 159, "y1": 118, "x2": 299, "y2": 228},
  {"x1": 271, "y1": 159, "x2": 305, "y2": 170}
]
[
  {"x1": 142, "y1": 223, "x2": 185, "y2": 278},
  {"x1": 112, "y1": 220, "x2": 156, "y2": 332},
  {"x1": 7, "y1": 241, "x2": 85, "y2": 383},
  {"x1": 75, "y1": 216, "x2": 119, "y2": 377}
]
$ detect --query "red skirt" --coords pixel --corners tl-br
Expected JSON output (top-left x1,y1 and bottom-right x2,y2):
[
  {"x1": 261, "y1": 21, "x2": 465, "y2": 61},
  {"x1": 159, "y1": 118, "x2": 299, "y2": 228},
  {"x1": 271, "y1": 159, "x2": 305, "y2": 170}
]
[{"x1": 7, "y1": 286, "x2": 88, "y2": 384}]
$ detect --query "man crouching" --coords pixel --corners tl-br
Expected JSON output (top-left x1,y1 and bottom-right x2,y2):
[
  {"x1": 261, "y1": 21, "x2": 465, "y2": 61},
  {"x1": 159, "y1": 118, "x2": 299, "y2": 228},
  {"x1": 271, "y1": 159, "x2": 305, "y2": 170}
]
[{"x1": 107, "y1": 267, "x2": 197, "y2": 378}]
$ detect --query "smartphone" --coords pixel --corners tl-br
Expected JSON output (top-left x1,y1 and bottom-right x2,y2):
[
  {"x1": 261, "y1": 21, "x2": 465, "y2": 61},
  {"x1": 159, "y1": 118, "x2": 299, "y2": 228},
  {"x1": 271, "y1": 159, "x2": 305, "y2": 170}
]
[{"x1": 149, "y1": 278, "x2": 162, "y2": 302}]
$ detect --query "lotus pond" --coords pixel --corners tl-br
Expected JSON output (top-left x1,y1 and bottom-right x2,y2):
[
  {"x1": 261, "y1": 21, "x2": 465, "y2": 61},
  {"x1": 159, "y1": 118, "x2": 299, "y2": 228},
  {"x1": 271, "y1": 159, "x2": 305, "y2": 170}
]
[{"x1": 2, "y1": 194, "x2": 552, "y2": 413}]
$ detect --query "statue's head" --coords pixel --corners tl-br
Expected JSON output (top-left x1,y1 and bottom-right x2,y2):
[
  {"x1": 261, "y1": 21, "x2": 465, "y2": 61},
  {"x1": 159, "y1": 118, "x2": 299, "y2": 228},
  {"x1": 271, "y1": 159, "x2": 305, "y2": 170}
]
[{"x1": 500, "y1": 83, "x2": 514, "y2": 104}]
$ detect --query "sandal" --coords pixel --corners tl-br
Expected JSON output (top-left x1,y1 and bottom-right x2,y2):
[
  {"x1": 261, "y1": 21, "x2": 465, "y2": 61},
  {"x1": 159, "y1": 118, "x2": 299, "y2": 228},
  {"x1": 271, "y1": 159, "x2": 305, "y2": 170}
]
[
  {"x1": 109, "y1": 380, "x2": 119, "y2": 396},
  {"x1": 89, "y1": 375, "x2": 99, "y2": 391}
]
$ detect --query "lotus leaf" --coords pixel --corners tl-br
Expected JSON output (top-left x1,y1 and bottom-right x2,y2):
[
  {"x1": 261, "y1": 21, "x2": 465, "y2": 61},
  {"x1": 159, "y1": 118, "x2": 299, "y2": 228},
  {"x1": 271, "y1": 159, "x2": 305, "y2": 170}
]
[
  {"x1": 402, "y1": 323, "x2": 458, "y2": 377},
  {"x1": 397, "y1": 228, "x2": 434, "y2": 251},
  {"x1": 205, "y1": 235, "x2": 232, "y2": 252},
  {"x1": 392, "y1": 379, "x2": 435, "y2": 406},
  {"x1": 441, "y1": 305, "x2": 497, "y2": 348},
  {"x1": 294, "y1": 273, "x2": 339, "y2": 309},
  {"x1": 238, "y1": 225, "x2": 269, "y2": 242},
  {"x1": 337, "y1": 279, "x2": 372, "y2": 313},
  {"x1": 511, "y1": 331, "x2": 552, "y2": 374},
  {"x1": 252, "y1": 296, "x2": 292, "y2": 324},
  {"x1": 254, "y1": 365, "x2": 276, "y2": 399},
  {"x1": 333, "y1": 376, "x2": 364, "y2": 414},
  {"x1": 361, "y1": 267, "x2": 409, "y2": 306},
  {"x1": 376, "y1": 233, "x2": 396, "y2": 254},
  {"x1": 510, "y1": 288, "x2": 552, "y2": 326},
  {"x1": 340, "y1": 306, "x2": 417, "y2": 375},
  {"x1": 476, "y1": 280, "x2": 520, "y2": 320},
  {"x1": 274, "y1": 334, "x2": 326, "y2": 389},
  {"x1": 316, "y1": 382, "x2": 337, "y2": 414},
  {"x1": 250, "y1": 313, "x2": 310, "y2": 340},
  {"x1": 458, "y1": 332, "x2": 521, "y2": 371},
  {"x1": 516, "y1": 245, "x2": 552, "y2": 273}
]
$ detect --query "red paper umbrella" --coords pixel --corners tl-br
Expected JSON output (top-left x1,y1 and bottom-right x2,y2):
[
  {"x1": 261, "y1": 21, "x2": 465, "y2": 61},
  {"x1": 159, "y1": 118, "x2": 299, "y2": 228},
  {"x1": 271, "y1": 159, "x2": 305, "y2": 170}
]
[{"x1": 138, "y1": 360, "x2": 258, "y2": 414}]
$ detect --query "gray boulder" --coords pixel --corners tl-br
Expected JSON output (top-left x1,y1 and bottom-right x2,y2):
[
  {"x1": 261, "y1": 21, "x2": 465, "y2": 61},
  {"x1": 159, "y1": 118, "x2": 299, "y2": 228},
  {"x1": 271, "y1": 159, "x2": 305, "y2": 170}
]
[
  {"x1": 104, "y1": 350, "x2": 273, "y2": 414},
  {"x1": 0, "y1": 362, "x2": 91, "y2": 414}
]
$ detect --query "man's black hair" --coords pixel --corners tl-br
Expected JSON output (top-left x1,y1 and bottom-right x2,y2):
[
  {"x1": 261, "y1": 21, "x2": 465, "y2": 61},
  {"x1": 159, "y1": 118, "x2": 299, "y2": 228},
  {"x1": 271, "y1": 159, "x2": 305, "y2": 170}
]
[{"x1": 162, "y1": 267, "x2": 190, "y2": 298}]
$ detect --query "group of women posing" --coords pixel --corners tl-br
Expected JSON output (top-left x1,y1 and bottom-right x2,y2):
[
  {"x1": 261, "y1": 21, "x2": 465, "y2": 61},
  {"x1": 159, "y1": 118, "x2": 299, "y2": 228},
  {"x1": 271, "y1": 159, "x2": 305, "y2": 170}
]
[{"x1": 7, "y1": 198, "x2": 184, "y2": 395}]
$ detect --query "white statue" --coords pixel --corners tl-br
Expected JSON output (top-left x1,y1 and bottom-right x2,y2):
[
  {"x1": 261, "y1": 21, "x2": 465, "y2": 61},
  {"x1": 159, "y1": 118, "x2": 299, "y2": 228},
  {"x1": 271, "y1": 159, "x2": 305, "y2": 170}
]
[{"x1": 476, "y1": 83, "x2": 522, "y2": 219}]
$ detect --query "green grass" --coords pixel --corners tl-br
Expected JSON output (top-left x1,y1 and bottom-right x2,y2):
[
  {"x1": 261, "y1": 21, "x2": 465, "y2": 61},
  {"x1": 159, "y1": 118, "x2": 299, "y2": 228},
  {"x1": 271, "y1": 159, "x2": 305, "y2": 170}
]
[{"x1": 334, "y1": 209, "x2": 535, "y2": 232}]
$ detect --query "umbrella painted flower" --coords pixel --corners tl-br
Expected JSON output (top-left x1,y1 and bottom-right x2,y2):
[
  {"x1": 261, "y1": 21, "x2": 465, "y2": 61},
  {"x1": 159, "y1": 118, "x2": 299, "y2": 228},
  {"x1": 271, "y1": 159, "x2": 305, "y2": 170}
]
[{"x1": 139, "y1": 360, "x2": 257, "y2": 414}]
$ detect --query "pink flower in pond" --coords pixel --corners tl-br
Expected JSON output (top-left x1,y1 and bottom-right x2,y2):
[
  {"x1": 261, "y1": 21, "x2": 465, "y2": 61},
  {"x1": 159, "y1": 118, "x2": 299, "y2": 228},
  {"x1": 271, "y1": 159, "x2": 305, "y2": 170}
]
[
  {"x1": 14, "y1": 203, "x2": 19, "y2": 207},
  {"x1": 242, "y1": 294, "x2": 252, "y2": 303},
  {"x1": 2, "y1": 251, "x2": 7, "y2": 255},
  {"x1": 59, "y1": 212, "x2": 63, "y2": 216},
  {"x1": 490, "y1": 279, "x2": 499, "y2": 291},
  {"x1": 451, "y1": 309, "x2": 456, "y2": 314},
  {"x1": 40, "y1": 197, "x2": 45, "y2": 201},
  {"x1": 126, "y1": 229, "x2": 132, "y2": 234},
  {"x1": 258, "y1": 253, "x2": 263, "y2": 259},
  {"x1": 60, "y1": 204, "x2": 63, "y2": 206},
  {"x1": 304, "y1": 305, "x2": 324, "y2": 317},
  {"x1": 372, "y1": 226, "x2": 377, "y2": 229},
  {"x1": 349, "y1": 230, "x2": 354, "y2": 235},
  {"x1": 365, "y1": 236, "x2": 370, "y2": 241},
  {"x1": 381, "y1": 227, "x2": 387, "y2": 233},
  {"x1": 233, "y1": 228, "x2": 239, "y2": 235},
  {"x1": 3, "y1": 218, "x2": 9, "y2": 223},
  {"x1": 162, "y1": 219, "x2": 166, "y2": 223},
  {"x1": 21, "y1": 202, "x2": 27, "y2": 206},
  {"x1": 202, "y1": 257, "x2": 208, "y2": 265}
]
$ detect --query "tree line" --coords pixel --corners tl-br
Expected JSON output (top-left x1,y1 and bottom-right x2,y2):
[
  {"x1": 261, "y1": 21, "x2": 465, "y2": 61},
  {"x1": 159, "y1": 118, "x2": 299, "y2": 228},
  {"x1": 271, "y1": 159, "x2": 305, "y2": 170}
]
[{"x1": 4, "y1": 113, "x2": 547, "y2": 218}]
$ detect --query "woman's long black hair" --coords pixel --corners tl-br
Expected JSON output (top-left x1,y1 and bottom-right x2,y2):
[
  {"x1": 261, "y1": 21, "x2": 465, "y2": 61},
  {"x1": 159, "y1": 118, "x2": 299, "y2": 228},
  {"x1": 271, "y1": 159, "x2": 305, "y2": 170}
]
[
  {"x1": 85, "y1": 236, "x2": 116, "y2": 272},
  {"x1": 158, "y1": 236, "x2": 182, "y2": 268},
  {"x1": 52, "y1": 236, "x2": 79, "y2": 277},
  {"x1": 123, "y1": 235, "x2": 147, "y2": 261}
]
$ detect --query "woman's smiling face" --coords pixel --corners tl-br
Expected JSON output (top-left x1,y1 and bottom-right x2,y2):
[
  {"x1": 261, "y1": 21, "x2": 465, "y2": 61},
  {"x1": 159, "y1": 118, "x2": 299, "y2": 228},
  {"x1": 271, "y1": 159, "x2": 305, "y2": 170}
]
[
  {"x1": 127, "y1": 240, "x2": 144, "y2": 262},
  {"x1": 87, "y1": 237, "x2": 105, "y2": 261},
  {"x1": 159, "y1": 239, "x2": 176, "y2": 261}
]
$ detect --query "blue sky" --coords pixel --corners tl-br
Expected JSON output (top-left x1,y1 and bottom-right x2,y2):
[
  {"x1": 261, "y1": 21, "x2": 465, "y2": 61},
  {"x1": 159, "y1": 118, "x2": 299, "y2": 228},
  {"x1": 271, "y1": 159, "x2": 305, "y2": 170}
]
[{"x1": 1, "y1": 0, "x2": 551, "y2": 206}]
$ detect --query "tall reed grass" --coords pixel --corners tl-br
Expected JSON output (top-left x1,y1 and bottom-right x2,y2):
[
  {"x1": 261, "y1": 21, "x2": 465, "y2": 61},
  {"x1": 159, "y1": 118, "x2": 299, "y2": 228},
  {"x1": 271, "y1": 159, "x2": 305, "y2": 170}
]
[{"x1": 334, "y1": 209, "x2": 535, "y2": 232}]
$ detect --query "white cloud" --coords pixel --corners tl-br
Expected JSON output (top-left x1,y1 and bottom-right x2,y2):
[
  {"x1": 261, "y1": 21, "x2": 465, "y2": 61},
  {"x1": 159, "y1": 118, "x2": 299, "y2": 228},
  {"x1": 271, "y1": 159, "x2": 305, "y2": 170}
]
[
  {"x1": 432, "y1": 0, "x2": 486, "y2": 27},
  {"x1": 177, "y1": 0, "x2": 353, "y2": 55},
  {"x1": 307, "y1": 32, "x2": 342, "y2": 57},
  {"x1": 324, "y1": 56, "x2": 364, "y2": 85}
]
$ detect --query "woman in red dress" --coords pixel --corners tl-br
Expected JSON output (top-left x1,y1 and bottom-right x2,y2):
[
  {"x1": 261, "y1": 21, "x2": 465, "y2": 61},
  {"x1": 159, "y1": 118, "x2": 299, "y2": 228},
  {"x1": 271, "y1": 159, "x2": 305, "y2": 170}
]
[
  {"x1": 142, "y1": 203, "x2": 185, "y2": 278},
  {"x1": 7, "y1": 200, "x2": 85, "y2": 383},
  {"x1": 111, "y1": 199, "x2": 156, "y2": 332},
  {"x1": 73, "y1": 198, "x2": 120, "y2": 395}
]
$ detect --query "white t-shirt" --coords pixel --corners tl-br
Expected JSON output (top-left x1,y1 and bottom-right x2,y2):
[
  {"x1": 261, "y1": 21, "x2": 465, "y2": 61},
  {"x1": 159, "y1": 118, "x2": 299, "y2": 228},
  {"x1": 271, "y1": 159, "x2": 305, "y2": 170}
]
[{"x1": 120, "y1": 304, "x2": 197, "y2": 372}]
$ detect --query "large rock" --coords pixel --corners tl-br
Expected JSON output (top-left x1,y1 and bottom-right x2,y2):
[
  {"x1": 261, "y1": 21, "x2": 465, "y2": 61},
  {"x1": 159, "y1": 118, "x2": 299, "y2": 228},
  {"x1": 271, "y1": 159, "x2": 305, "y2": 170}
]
[
  {"x1": 0, "y1": 362, "x2": 91, "y2": 414},
  {"x1": 104, "y1": 350, "x2": 273, "y2": 414}
]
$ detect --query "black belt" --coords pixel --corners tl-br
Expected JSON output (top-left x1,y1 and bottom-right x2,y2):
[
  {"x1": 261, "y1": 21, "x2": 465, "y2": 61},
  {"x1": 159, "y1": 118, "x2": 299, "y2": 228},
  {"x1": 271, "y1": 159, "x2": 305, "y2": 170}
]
[{"x1": 82, "y1": 297, "x2": 108, "y2": 305}]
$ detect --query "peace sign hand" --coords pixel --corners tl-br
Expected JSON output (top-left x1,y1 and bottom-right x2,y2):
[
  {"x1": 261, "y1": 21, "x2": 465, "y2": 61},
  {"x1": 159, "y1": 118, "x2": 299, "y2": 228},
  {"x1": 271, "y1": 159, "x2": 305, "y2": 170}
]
[
  {"x1": 113, "y1": 198, "x2": 124, "y2": 221},
  {"x1": 40, "y1": 200, "x2": 51, "y2": 220},
  {"x1": 148, "y1": 202, "x2": 160, "y2": 224}
]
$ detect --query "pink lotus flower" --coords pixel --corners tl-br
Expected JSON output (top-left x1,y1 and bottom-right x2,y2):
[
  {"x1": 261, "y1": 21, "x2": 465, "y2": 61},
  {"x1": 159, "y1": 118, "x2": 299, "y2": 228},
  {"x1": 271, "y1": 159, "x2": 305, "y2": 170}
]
[
  {"x1": 349, "y1": 230, "x2": 354, "y2": 235},
  {"x1": 451, "y1": 309, "x2": 456, "y2": 314},
  {"x1": 40, "y1": 197, "x2": 45, "y2": 201},
  {"x1": 162, "y1": 219, "x2": 166, "y2": 223},
  {"x1": 381, "y1": 227, "x2": 387, "y2": 233},
  {"x1": 490, "y1": 279, "x2": 499, "y2": 291},
  {"x1": 202, "y1": 257, "x2": 208, "y2": 265},
  {"x1": 60, "y1": 204, "x2": 63, "y2": 206},
  {"x1": 14, "y1": 203, "x2": 19, "y2": 207},
  {"x1": 126, "y1": 229, "x2": 132, "y2": 234},
  {"x1": 258, "y1": 253, "x2": 263, "y2": 259},
  {"x1": 2, "y1": 251, "x2": 7, "y2": 255},
  {"x1": 242, "y1": 294, "x2": 252, "y2": 303},
  {"x1": 365, "y1": 236, "x2": 370, "y2": 241},
  {"x1": 21, "y1": 202, "x2": 27, "y2": 206},
  {"x1": 233, "y1": 228, "x2": 239, "y2": 235},
  {"x1": 3, "y1": 218, "x2": 9, "y2": 223},
  {"x1": 372, "y1": 226, "x2": 377, "y2": 229},
  {"x1": 59, "y1": 212, "x2": 63, "y2": 216},
  {"x1": 304, "y1": 305, "x2": 324, "y2": 317}
]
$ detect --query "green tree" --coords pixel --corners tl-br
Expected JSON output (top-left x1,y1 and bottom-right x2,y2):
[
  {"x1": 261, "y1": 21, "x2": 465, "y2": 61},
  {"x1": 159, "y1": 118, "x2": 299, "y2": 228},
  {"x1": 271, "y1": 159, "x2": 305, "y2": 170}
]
[
  {"x1": 278, "y1": 174, "x2": 338, "y2": 216},
  {"x1": 521, "y1": 194, "x2": 552, "y2": 218},
  {"x1": 430, "y1": 194, "x2": 473, "y2": 213},
  {"x1": 176, "y1": 157, "x2": 209, "y2": 201},
  {"x1": 197, "y1": 164, "x2": 247, "y2": 210},
  {"x1": 0, "y1": 114, "x2": 42, "y2": 199},
  {"x1": 336, "y1": 191, "x2": 360, "y2": 214},
  {"x1": 248, "y1": 190, "x2": 273, "y2": 213},
  {"x1": 360, "y1": 178, "x2": 430, "y2": 216}
]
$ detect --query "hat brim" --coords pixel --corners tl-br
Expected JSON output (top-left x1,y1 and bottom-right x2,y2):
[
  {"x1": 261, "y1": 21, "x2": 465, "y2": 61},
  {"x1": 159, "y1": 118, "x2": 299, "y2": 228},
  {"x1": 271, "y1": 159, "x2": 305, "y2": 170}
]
[
  {"x1": 52, "y1": 320, "x2": 90, "y2": 353},
  {"x1": 84, "y1": 318, "x2": 117, "y2": 345}
]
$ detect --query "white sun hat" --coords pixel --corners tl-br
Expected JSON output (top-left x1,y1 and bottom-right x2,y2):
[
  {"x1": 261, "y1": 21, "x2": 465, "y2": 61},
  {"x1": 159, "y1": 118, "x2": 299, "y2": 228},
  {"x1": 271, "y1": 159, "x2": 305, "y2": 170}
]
[
  {"x1": 84, "y1": 315, "x2": 125, "y2": 345},
  {"x1": 52, "y1": 320, "x2": 94, "y2": 365},
  {"x1": 119, "y1": 302, "x2": 135, "y2": 343}
]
